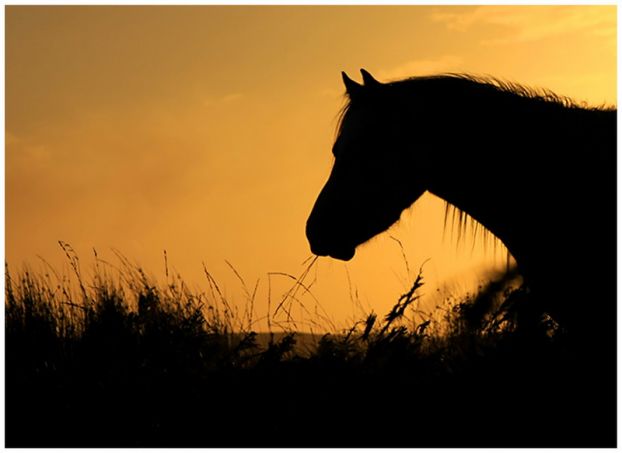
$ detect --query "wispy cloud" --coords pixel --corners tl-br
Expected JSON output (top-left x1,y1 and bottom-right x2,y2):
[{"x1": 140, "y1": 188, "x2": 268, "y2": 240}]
[
  {"x1": 6, "y1": 131, "x2": 20, "y2": 146},
  {"x1": 221, "y1": 93, "x2": 243, "y2": 103},
  {"x1": 431, "y1": 6, "x2": 615, "y2": 45},
  {"x1": 6, "y1": 131, "x2": 54, "y2": 181},
  {"x1": 203, "y1": 92, "x2": 244, "y2": 107},
  {"x1": 319, "y1": 87, "x2": 343, "y2": 99},
  {"x1": 376, "y1": 55, "x2": 464, "y2": 81}
]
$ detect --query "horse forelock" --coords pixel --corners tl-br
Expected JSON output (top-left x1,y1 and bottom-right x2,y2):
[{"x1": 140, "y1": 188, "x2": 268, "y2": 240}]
[{"x1": 334, "y1": 99, "x2": 350, "y2": 140}]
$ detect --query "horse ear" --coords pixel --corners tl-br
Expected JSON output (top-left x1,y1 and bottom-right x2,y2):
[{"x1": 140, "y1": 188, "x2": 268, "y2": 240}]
[
  {"x1": 360, "y1": 69, "x2": 380, "y2": 87},
  {"x1": 342, "y1": 71, "x2": 363, "y2": 98}
]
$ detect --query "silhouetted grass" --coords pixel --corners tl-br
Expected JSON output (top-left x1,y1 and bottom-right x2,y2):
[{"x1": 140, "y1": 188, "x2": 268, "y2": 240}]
[{"x1": 5, "y1": 247, "x2": 615, "y2": 447}]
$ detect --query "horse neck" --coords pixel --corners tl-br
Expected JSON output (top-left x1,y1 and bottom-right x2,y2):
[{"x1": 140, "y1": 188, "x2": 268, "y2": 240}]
[{"x1": 411, "y1": 100, "x2": 616, "y2": 259}]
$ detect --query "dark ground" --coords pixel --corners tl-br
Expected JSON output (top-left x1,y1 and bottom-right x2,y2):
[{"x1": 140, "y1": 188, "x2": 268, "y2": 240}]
[{"x1": 5, "y1": 268, "x2": 616, "y2": 447}]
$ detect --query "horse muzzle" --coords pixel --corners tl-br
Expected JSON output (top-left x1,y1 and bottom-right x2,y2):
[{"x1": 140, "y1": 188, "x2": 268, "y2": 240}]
[
  {"x1": 306, "y1": 224, "x2": 356, "y2": 261},
  {"x1": 313, "y1": 245, "x2": 355, "y2": 261}
]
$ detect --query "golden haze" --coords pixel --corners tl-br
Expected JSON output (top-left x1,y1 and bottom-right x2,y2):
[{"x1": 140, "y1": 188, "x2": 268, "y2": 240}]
[{"x1": 6, "y1": 6, "x2": 616, "y2": 331}]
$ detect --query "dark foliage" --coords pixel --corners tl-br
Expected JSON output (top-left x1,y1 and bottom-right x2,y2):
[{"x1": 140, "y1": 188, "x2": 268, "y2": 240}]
[{"x1": 5, "y1": 261, "x2": 615, "y2": 447}]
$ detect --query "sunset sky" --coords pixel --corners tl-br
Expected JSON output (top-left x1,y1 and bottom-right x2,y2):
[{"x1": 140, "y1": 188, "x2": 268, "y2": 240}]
[{"x1": 6, "y1": 5, "x2": 616, "y2": 332}]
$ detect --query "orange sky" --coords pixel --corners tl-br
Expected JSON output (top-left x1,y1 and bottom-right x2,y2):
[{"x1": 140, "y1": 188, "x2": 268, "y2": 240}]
[{"x1": 5, "y1": 5, "x2": 616, "y2": 332}]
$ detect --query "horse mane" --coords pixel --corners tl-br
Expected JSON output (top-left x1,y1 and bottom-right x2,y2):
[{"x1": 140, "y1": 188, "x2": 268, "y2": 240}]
[
  {"x1": 443, "y1": 200, "x2": 504, "y2": 259},
  {"x1": 333, "y1": 73, "x2": 615, "y2": 258},
  {"x1": 335, "y1": 73, "x2": 614, "y2": 136},
  {"x1": 396, "y1": 73, "x2": 615, "y2": 111}
]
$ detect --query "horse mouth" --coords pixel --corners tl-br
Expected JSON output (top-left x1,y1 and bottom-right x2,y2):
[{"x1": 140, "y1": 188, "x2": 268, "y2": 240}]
[
  {"x1": 327, "y1": 248, "x2": 355, "y2": 261},
  {"x1": 310, "y1": 243, "x2": 355, "y2": 261}
]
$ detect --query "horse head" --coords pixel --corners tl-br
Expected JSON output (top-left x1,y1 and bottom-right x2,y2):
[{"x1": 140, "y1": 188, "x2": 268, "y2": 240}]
[{"x1": 306, "y1": 69, "x2": 429, "y2": 261}]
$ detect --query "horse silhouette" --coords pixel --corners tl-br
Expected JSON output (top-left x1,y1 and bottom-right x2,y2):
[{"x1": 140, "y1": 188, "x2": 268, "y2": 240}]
[{"x1": 306, "y1": 69, "x2": 616, "y2": 349}]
